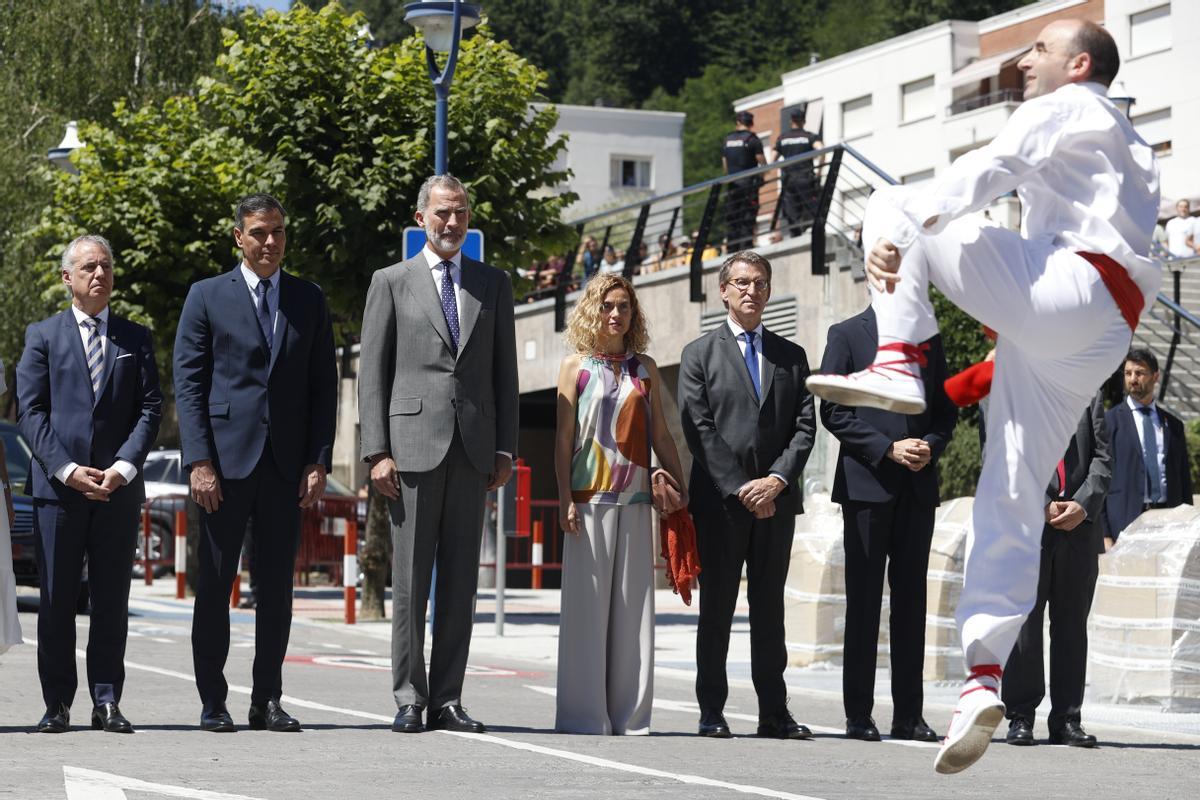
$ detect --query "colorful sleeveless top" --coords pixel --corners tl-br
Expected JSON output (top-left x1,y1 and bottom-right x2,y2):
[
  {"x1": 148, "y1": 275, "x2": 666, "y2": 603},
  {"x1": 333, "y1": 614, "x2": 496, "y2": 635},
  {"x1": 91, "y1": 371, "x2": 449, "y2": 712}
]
[{"x1": 570, "y1": 352, "x2": 652, "y2": 505}]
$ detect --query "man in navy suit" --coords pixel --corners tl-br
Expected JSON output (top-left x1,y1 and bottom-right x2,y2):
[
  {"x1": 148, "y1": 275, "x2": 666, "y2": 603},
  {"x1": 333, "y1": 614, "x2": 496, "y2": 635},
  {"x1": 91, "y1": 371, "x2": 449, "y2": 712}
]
[
  {"x1": 819, "y1": 306, "x2": 956, "y2": 743},
  {"x1": 17, "y1": 234, "x2": 162, "y2": 733},
  {"x1": 175, "y1": 194, "x2": 336, "y2": 732},
  {"x1": 1103, "y1": 348, "x2": 1191, "y2": 544}
]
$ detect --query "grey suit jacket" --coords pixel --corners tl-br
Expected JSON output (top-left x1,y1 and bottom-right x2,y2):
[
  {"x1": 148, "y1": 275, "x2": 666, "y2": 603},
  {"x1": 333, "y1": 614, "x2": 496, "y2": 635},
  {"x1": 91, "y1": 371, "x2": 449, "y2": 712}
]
[
  {"x1": 358, "y1": 253, "x2": 518, "y2": 474},
  {"x1": 678, "y1": 323, "x2": 815, "y2": 517}
]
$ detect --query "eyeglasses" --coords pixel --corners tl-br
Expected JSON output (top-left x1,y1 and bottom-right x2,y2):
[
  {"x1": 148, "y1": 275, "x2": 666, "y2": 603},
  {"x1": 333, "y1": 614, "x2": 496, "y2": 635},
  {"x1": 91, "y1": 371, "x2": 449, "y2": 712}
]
[{"x1": 727, "y1": 277, "x2": 770, "y2": 293}]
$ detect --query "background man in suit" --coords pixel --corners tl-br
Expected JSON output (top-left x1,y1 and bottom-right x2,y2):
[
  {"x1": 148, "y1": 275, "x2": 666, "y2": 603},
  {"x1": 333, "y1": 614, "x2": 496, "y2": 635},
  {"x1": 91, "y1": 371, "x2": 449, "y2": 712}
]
[
  {"x1": 678, "y1": 251, "x2": 815, "y2": 740},
  {"x1": 819, "y1": 306, "x2": 955, "y2": 743},
  {"x1": 1004, "y1": 392, "x2": 1110, "y2": 749},
  {"x1": 1103, "y1": 348, "x2": 1192, "y2": 545},
  {"x1": 359, "y1": 174, "x2": 518, "y2": 735},
  {"x1": 17, "y1": 234, "x2": 162, "y2": 733},
  {"x1": 174, "y1": 193, "x2": 337, "y2": 733}
]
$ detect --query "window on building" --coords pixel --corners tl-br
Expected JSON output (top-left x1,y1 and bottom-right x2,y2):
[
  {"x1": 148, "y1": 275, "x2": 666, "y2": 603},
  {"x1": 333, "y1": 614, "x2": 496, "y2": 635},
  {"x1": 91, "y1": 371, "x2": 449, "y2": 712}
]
[
  {"x1": 841, "y1": 95, "x2": 873, "y2": 140},
  {"x1": 901, "y1": 77, "x2": 936, "y2": 123},
  {"x1": 610, "y1": 157, "x2": 652, "y2": 189},
  {"x1": 901, "y1": 169, "x2": 935, "y2": 186},
  {"x1": 1130, "y1": 3, "x2": 1171, "y2": 58},
  {"x1": 1133, "y1": 108, "x2": 1172, "y2": 155}
]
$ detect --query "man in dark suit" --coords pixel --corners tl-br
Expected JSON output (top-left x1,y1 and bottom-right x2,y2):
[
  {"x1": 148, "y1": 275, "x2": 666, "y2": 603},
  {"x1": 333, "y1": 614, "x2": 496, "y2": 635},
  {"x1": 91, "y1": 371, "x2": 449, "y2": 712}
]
[
  {"x1": 1103, "y1": 348, "x2": 1191, "y2": 544},
  {"x1": 818, "y1": 306, "x2": 956, "y2": 743},
  {"x1": 678, "y1": 250, "x2": 816, "y2": 739},
  {"x1": 17, "y1": 234, "x2": 162, "y2": 733},
  {"x1": 358, "y1": 174, "x2": 518, "y2": 734},
  {"x1": 174, "y1": 194, "x2": 337, "y2": 732},
  {"x1": 1004, "y1": 392, "x2": 1109, "y2": 748}
]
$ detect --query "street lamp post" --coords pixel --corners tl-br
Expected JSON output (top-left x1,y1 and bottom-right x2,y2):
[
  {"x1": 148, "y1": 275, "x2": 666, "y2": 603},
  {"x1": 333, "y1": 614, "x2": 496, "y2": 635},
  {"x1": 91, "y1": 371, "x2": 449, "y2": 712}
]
[{"x1": 404, "y1": 1, "x2": 482, "y2": 176}]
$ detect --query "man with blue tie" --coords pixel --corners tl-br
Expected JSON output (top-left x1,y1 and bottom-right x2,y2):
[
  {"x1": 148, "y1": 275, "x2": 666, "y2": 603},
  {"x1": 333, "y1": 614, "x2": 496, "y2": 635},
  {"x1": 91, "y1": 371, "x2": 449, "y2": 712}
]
[
  {"x1": 359, "y1": 174, "x2": 519, "y2": 734},
  {"x1": 174, "y1": 194, "x2": 337, "y2": 732},
  {"x1": 1103, "y1": 348, "x2": 1192, "y2": 543},
  {"x1": 678, "y1": 251, "x2": 816, "y2": 739},
  {"x1": 17, "y1": 234, "x2": 162, "y2": 733}
]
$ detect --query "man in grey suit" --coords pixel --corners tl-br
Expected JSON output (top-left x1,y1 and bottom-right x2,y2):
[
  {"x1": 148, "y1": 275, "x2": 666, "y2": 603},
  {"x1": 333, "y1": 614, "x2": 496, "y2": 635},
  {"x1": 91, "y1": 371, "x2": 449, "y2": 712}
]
[
  {"x1": 678, "y1": 251, "x2": 816, "y2": 740},
  {"x1": 358, "y1": 174, "x2": 518, "y2": 734}
]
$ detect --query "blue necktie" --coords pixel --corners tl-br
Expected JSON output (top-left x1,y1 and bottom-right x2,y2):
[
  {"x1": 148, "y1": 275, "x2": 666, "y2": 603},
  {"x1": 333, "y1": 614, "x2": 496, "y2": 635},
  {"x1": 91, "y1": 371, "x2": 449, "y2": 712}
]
[
  {"x1": 1137, "y1": 405, "x2": 1163, "y2": 502},
  {"x1": 256, "y1": 278, "x2": 273, "y2": 350},
  {"x1": 742, "y1": 330, "x2": 760, "y2": 399},
  {"x1": 440, "y1": 261, "x2": 460, "y2": 355},
  {"x1": 83, "y1": 317, "x2": 103, "y2": 396}
]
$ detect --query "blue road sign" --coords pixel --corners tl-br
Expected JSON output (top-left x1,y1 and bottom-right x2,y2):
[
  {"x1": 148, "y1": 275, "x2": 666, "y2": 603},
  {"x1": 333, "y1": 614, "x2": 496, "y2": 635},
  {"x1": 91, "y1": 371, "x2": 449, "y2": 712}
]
[{"x1": 403, "y1": 227, "x2": 485, "y2": 262}]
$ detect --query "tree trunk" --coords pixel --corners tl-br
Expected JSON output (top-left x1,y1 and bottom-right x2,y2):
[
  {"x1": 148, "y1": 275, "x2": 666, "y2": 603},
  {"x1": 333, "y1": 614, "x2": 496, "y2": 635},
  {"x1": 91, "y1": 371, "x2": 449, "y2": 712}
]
[{"x1": 358, "y1": 485, "x2": 390, "y2": 620}]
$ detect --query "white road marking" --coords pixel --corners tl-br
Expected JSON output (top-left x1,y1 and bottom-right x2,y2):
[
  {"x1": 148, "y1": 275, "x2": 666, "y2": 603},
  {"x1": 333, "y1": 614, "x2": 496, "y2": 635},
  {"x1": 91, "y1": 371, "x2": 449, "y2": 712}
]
[
  {"x1": 78, "y1": 653, "x2": 831, "y2": 800},
  {"x1": 524, "y1": 685, "x2": 938, "y2": 748},
  {"x1": 64, "y1": 767, "x2": 264, "y2": 800}
]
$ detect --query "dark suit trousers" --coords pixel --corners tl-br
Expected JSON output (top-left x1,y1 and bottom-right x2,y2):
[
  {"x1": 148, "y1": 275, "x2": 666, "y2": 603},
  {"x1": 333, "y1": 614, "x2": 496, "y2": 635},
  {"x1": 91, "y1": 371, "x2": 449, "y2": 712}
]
[
  {"x1": 390, "y1": 427, "x2": 487, "y2": 709},
  {"x1": 694, "y1": 499, "x2": 793, "y2": 718},
  {"x1": 192, "y1": 448, "x2": 300, "y2": 708},
  {"x1": 1002, "y1": 527, "x2": 1100, "y2": 727},
  {"x1": 841, "y1": 494, "x2": 935, "y2": 723},
  {"x1": 34, "y1": 493, "x2": 139, "y2": 709}
]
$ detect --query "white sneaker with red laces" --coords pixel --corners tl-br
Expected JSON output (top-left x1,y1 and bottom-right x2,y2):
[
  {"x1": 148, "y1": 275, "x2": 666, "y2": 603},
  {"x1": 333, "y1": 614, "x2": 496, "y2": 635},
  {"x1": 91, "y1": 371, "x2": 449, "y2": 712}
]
[
  {"x1": 934, "y1": 665, "x2": 1005, "y2": 775},
  {"x1": 806, "y1": 341, "x2": 928, "y2": 415}
]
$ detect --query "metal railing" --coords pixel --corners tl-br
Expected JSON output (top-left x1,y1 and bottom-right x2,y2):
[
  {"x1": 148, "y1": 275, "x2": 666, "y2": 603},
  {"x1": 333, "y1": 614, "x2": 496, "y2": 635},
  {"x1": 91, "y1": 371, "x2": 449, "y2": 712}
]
[
  {"x1": 947, "y1": 88, "x2": 1023, "y2": 116},
  {"x1": 1135, "y1": 249, "x2": 1200, "y2": 418},
  {"x1": 529, "y1": 143, "x2": 897, "y2": 330}
]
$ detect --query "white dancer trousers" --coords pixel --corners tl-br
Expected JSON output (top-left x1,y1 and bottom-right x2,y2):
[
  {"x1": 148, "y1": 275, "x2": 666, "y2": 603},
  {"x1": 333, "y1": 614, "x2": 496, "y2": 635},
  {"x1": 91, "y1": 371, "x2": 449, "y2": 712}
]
[
  {"x1": 555, "y1": 502, "x2": 654, "y2": 735},
  {"x1": 865, "y1": 187, "x2": 1141, "y2": 668}
]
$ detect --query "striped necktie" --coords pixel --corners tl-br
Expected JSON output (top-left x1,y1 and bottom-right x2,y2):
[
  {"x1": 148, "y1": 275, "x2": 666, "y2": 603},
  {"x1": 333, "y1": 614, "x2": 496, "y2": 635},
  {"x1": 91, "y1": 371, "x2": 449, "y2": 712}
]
[{"x1": 83, "y1": 317, "x2": 103, "y2": 396}]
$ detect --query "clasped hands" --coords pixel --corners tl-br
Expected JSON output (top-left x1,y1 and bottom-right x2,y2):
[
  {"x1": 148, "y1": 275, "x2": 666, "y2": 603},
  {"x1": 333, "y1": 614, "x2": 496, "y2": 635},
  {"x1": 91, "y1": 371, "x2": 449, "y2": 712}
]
[
  {"x1": 737, "y1": 476, "x2": 785, "y2": 519},
  {"x1": 1045, "y1": 499, "x2": 1086, "y2": 531},
  {"x1": 66, "y1": 465, "x2": 127, "y2": 502},
  {"x1": 888, "y1": 438, "x2": 931, "y2": 472}
]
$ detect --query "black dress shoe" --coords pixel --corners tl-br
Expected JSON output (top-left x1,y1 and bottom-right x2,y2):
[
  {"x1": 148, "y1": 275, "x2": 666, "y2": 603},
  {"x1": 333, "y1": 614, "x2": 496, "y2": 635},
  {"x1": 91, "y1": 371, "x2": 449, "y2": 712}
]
[
  {"x1": 846, "y1": 716, "x2": 881, "y2": 741},
  {"x1": 1049, "y1": 721, "x2": 1097, "y2": 748},
  {"x1": 757, "y1": 710, "x2": 812, "y2": 740},
  {"x1": 891, "y1": 717, "x2": 939, "y2": 742},
  {"x1": 1006, "y1": 717, "x2": 1035, "y2": 746},
  {"x1": 200, "y1": 703, "x2": 236, "y2": 732},
  {"x1": 91, "y1": 702, "x2": 133, "y2": 733},
  {"x1": 392, "y1": 704, "x2": 424, "y2": 733},
  {"x1": 426, "y1": 705, "x2": 484, "y2": 733},
  {"x1": 37, "y1": 704, "x2": 70, "y2": 734},
  {"x1": 698, "y1": 709, "x2": 732, "y2": 738},
  {"x1": 248, "y1": 699, "x2": 301, "y2": 732}
]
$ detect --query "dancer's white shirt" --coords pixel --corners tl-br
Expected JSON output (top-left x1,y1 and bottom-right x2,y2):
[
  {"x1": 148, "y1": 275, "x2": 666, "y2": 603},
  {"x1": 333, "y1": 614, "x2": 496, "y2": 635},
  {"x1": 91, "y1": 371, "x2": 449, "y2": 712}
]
[{"x1": 872, "y1": 81, "x2": 1160, "y2": 305}]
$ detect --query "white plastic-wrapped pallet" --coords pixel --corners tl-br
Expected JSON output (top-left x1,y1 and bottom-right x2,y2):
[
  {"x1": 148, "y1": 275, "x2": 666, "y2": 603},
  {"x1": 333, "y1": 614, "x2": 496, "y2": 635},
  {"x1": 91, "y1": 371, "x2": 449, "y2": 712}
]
[
  {"x1": 784, "y1": 492, "x2": 847, "y2": 667},
  {"x1": 923, "y1": 497, "x2": 972, "y2": 682},
  {"x1": 1088, "y1": 504, "x2": 1200, "y2": 710}
]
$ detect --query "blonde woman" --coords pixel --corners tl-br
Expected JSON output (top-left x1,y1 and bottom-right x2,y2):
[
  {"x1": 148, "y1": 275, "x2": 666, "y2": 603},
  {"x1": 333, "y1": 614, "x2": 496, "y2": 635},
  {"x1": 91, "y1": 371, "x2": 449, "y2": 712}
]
[{"x1": 554, "y1": 274, "x2": 688, "y2": 735}]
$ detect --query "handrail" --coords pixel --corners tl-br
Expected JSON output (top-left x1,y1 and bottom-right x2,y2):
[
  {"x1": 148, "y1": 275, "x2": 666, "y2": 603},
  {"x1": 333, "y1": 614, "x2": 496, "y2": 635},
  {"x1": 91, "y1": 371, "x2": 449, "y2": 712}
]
[{"x1": 566, "y1": 144, "x2": 845, "y2": 227}]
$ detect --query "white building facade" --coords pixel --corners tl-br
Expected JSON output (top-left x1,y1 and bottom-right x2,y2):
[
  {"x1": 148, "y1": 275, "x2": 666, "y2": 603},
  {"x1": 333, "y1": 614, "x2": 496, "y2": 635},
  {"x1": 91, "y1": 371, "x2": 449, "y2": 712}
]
[{"x1": 736, "y1": 0, "x2": 1199, "y2": 219}]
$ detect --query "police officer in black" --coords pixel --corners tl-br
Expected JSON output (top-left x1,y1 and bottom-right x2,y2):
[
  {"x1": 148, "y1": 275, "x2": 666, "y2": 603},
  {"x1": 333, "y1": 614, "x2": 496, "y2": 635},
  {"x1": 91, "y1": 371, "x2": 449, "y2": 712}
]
[
  {"x1": 722, "y1": 111, "x2": 765, "y2": 252},
  {"x1": 775, "y1": 109, "x2": 823, "y2": 237}
]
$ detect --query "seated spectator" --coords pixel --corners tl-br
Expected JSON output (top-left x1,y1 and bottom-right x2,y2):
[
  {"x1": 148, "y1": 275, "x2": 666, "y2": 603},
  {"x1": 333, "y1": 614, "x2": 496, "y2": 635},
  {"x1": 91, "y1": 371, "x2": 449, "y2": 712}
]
[
  {"x1": 689, "y1": 230, "x2": 720, "y2": 261},
  {"x1": 600, "y1": 245, "x2": 625, "y2": 275}
]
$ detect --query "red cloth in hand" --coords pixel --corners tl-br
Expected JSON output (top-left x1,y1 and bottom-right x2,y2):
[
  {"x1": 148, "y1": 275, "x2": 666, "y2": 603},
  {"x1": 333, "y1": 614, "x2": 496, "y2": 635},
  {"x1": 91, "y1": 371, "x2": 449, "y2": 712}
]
[
  {"x1": 659, "y1": 509, "x2": 702, "y2": 606},
  {"x1": 943, "y1": 360, "x2": 994, "y2": 407}
]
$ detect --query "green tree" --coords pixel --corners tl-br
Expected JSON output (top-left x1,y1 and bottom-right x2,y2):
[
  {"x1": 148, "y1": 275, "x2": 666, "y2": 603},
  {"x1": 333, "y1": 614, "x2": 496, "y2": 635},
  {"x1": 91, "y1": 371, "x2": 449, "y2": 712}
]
[
  {"x1": 18, "y1": 3, "x2": 575, "y2": 617},
  {"x1": 0, "y1": 0, "x2": 235, "y2": 410}
]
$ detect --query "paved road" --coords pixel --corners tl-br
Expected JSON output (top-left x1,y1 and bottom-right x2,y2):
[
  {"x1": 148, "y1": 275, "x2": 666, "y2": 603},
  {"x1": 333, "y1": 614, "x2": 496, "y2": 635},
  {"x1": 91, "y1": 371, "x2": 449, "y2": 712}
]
[{"x1": 0, "y1": 585, "x2": 1195, "y2": 800}]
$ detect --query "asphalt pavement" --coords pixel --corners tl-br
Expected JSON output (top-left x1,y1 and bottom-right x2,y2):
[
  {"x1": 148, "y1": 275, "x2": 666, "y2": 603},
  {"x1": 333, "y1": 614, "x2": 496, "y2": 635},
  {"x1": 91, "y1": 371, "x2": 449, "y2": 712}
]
[{"x1": 0, "y1": 581, "x2": 1196, "y2": 800}]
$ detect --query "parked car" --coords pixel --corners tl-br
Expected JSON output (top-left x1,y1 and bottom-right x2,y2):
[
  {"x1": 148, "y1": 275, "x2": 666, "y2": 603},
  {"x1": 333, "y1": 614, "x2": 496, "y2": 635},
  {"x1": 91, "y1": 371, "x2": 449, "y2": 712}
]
[{"x1": 1, "y1": 421, "x2": 37, "y2": 587}]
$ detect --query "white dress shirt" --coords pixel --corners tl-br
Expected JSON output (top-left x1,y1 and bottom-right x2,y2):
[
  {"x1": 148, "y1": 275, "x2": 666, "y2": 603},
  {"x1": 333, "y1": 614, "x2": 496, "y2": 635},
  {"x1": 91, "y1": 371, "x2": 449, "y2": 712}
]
[
  {"x1": 877, "y1": 81, "x2": 1161, "y2": 305},
  {"x1": 55, "y1": 305, "x2": 137, "y2": 485},
  {"x1": 1128, "y1": 395, "x2": 1168, "y2": 502},
  {"x1": 240, "y1": 262, "x2": 280, "y2": 340},
  {"x1": 1165, "y1": 215, "x2": 1197, "y2": 258}
]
